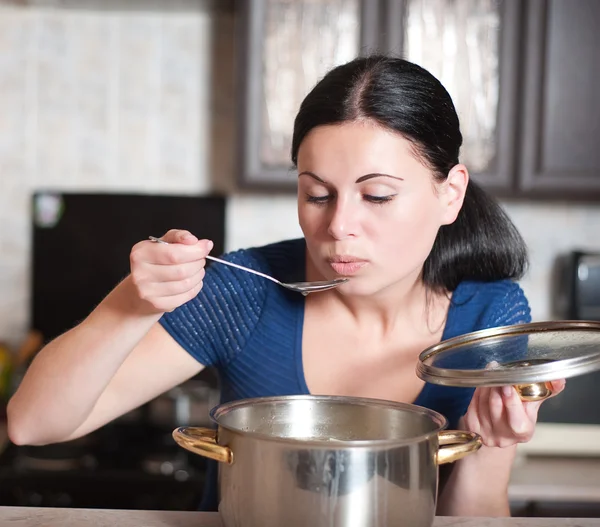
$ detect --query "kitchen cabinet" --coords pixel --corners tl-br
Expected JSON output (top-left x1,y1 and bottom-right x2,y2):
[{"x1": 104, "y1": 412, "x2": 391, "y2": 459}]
[
  {"x1": 380, "y1": 0, "x2": 520, "y2": 195},
  {"x1": 518, "y1": 0, "x2": 600, "y2": 199},
  {"x1": 236, "y1": 0, "x2": 379, "y2": 190},
  {"x1": 389, "y1": 0, "x2": 600, "y2": 200},
  {"x1": 237, "y1": 0, "x2": 600, "y2": 201}
]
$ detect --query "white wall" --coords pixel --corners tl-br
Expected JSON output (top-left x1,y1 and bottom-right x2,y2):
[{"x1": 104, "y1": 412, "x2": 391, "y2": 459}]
[{"x1": 0, "y1": 1, "x2": 599, "y2": 349}]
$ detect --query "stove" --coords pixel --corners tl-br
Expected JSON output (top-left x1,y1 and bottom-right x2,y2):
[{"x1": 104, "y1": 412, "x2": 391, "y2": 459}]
[{"x1": 0, "y1": 421, "x2": 208, "y2": 510}]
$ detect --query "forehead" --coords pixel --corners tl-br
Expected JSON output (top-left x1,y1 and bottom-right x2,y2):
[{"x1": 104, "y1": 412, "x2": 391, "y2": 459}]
[{"x1": 297, "y1": 121, "x2": 425, "y2": 175}]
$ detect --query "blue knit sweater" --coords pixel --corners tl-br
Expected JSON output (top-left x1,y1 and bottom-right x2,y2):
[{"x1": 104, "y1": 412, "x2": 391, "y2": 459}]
[{"x1": 159, "y1": 238, "x2": 531, "y2": 509}]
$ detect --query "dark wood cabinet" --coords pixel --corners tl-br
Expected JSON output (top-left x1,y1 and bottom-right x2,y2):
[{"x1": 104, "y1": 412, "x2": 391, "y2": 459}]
[
  {"x1": 237, "y1": 0, "x2": 600, "y2": 201},
  {"x1": 379, "y1": 0, "x2": 523, "y2": 195},
  {"x1": 518, "y1": 0, "x2": 600, "y2": 199},
  {"x1": 235, "y1": 0, "x2": 381, "y2": 190}
]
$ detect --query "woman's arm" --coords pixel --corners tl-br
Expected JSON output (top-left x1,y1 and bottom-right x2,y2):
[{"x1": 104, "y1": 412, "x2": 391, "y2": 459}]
[
  {"x1": 7, "y1": 230, "x2": 211, "y2": 446},
  {"x1": 436, "y1": 444, "x2": 516, "y2": 516},
  {"x1": 437, "y1": 380, "x2": 565, "y2": 516}
]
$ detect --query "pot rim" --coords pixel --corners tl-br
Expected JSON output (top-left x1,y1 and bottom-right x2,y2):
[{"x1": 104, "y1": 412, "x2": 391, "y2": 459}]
[{"x1": 208, "y1": 394, "x2": 449, "y2": 448}]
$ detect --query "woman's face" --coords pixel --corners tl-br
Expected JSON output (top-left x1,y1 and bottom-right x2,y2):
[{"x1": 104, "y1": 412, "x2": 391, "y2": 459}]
[{"x1": 297, "y1": 120, "x2": 467, "y2": 296}]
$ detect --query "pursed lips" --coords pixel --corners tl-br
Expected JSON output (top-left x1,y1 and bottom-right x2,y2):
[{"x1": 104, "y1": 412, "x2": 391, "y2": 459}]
[{"x1": 327, "y1": 255, "x2": 368, "y2": 276}]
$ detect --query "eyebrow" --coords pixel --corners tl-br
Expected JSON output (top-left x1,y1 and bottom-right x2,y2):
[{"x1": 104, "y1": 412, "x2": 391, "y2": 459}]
[{"x1": 298, "y1": 171, "x2": 404, "y2": 183}]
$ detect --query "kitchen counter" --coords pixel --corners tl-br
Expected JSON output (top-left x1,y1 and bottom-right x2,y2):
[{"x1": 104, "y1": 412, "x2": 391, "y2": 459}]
[
  {"x1": 1, "y1": 507, "x2": 600, "y2": 526},
  {"x1": 510, "y1": 456, "x2": 600, "y2": 503}
]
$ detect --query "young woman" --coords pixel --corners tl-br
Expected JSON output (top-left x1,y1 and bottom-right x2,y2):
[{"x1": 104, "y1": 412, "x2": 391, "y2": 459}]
[{"x1": 7, "y1": 55, "x2": 564, "y2": 516}]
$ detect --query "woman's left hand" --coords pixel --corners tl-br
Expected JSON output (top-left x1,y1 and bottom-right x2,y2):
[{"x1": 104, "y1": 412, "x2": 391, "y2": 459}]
[{"x1": 463, "y1": 379, "x2": 566, "y2": 448}]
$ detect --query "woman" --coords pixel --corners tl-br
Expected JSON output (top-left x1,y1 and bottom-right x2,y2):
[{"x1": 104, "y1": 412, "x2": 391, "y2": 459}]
[{"x1": 7, "y1": 55, "x2": 564, "y2": 516}]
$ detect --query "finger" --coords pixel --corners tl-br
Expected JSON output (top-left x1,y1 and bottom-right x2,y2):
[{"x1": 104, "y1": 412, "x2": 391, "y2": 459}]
[
  {"x1": 136, "y1": 259, "x2": 206, "y2": 283},
  {"x1": 132, "y1": 239, "x2": 213, "y2": 266},
  {"x1": 152, "y1": 281, "x2": 205, "y2": 313},
  {"x1": 139, "y1": 267, "x2": 206, "y2": 299},
  {"x1": 463, "y1": 387, "x2": 482, "y2": 433},
  {"x1": 502, "y1": 386, "x2": 534, "y2": 439},
  {"x1": 488, "y1": 387, "x2": 504, "y2": 427},
  {"x1": 161, "y1": 229, "x2": 199, "y2": 245},
  {"x1": 476, "y1": 387, "x2": 492, "y2": 433},
  {"x1": 548, "y1": 379, "x2": 566, "y2": 397},
  {"x1": 479, "y1": 386, "x2": 492, "y2": 416},
  {"x1": 522, "y1": 379, "x2": 566, "y2": 422}
]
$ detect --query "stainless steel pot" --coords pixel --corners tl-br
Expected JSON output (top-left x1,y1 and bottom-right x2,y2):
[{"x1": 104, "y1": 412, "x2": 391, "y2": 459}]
[{"x1": 172, "y1": 395, "x2": 481, "y2": 527}]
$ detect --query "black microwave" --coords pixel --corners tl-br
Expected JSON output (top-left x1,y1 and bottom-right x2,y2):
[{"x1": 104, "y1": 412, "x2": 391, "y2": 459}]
[{"x1": 554, "y1": 250, "x2": 600, "y2": 320}]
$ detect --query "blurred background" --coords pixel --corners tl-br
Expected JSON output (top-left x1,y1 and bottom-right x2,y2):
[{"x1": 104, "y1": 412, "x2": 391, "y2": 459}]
[{"x1": 0, "y1": 0, "x2": 599, "y2": 518}]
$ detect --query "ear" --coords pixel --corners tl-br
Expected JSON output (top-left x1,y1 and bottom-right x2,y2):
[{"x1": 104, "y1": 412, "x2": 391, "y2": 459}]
[{"x1": 440, "y1": 164, "x2": 469, "y2": 225}]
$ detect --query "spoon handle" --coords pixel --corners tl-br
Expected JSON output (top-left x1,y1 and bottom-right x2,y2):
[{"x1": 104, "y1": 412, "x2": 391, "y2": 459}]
[
  {"x1": 148, "y1": 236, "x2": 281, "y2": 285},
  {"x1": 204, "y1": 255, "x2": 282, "y2": 285}
]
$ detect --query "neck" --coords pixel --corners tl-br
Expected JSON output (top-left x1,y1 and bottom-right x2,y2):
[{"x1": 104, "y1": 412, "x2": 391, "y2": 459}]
[{"x1": 308, "y1": 262, "x2": 449, "y2": 338}]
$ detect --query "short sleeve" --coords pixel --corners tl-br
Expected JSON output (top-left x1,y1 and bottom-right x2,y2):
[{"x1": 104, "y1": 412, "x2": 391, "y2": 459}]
[
  {"x1": 424, "y1": 280, "x2": 533, "y2": 429},
  {"x1": 486, "y1": 281, "x2": 532, "y2": 328},
  {"x1": 159, "y1": 248, "x2": 269, "y2": 368}
]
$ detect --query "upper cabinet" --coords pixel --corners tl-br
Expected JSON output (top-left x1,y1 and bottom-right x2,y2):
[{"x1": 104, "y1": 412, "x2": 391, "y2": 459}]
[
  {"x1": 380, "y1": 0, "x2": 520, "y2": 195},
  {"x1": 236, "y1": 0, "x2": 600, "y2": 201},
  {"x1": 518, "y1": 0, "x2": 600, "y2": 199},
  {"x1": 236, "y1": 0, "x2": 376, "y2": 190}
]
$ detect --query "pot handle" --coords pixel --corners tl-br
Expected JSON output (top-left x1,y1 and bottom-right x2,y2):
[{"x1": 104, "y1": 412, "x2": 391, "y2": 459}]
[
  {"x1": 436, "y1": 430, "x2": 482, "y2": 465},
  {"x1": 172, "y1": 426, "x2": 233, "y2": 465}
]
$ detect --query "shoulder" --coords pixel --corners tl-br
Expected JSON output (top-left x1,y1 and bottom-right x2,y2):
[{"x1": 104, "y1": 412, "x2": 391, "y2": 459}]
[
  {"x1": 193, "y1": 237, "x2": 305, "y2": 303},
  {"x1": 452, "y1": 279, "x2": 528, "y2": 307},
  {"x1": 158, "y1": 239, "x2": 304, "y2": 366},
  {"x1": 217, "y1": 238, "x2": 305, "y2": 283},
  {"x1": 444, "y1": 279, "x2": 531, "y2": 338}
]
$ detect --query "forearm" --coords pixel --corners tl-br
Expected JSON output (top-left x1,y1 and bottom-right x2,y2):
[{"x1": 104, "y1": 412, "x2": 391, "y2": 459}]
[
  {"x1": 436, "y1": 444, "x2": 517, "y2": 516},
  {"x1": 7, "y1": 276, "x2": 161, "y2": 445}
]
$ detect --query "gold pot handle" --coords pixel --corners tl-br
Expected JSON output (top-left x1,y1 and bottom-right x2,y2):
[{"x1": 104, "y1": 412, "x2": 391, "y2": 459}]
[
  {"x1": 513, "y1": 382, "x2": 553, "y2": 402},
  {"x1": 436, "y1": 430, "x2": 482, "y2": 465},
  {"x1": 172, "y1": 426, "x2": 233, "y2": 465}
]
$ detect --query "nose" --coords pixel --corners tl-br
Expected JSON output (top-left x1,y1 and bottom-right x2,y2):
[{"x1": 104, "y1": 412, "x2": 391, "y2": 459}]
[{"x1": 327, "y1": 199, "x2": 358, "y2": 240}]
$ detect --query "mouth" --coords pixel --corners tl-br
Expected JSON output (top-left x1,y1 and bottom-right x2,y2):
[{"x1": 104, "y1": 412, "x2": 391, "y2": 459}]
[{"x1": 327, "y1": 255, "x2": 368, "y2": 276}]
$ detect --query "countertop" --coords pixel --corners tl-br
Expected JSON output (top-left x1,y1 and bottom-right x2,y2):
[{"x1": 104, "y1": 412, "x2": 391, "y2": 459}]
[
  {"x1": 1, "y1": 507, "x2": 600, "y2": 526},
  {"x1": 509, "y1": 456, "x2": 600, "y2": 503}
]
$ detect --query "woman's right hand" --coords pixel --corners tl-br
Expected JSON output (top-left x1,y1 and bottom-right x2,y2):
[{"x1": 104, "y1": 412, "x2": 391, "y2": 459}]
[{"x1": 129, "y1": 229, "x2": 214, "y2": 314}]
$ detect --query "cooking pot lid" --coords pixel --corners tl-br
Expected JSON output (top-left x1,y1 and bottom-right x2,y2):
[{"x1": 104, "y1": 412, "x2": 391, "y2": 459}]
[{"x1": 416, "y1": 321, "x2": 600, "y2": 387}]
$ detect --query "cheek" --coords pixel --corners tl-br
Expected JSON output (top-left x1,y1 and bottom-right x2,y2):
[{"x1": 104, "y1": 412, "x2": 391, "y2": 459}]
[
  {"x1": 373, "y1": 198, "x2": 443, "y2": 260},
  {"x1": 298, "y1": 203, "x2": 317, "y2": 236}
]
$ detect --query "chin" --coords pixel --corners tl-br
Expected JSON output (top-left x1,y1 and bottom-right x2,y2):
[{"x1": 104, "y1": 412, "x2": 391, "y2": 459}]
[{"x1": 333, "y1": 279, "x2": 381, "y2": 297}]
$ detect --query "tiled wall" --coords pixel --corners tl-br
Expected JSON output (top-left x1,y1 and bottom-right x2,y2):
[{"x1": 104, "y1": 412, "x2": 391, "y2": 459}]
[{"x1": 0, "y1": 1, "x2": 599, "y2": 349}]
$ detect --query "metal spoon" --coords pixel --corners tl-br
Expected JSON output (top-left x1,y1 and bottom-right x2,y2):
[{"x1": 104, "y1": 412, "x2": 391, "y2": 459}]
[{"x1": 148, "y1": 236, "x2": 348, "y2": 295}]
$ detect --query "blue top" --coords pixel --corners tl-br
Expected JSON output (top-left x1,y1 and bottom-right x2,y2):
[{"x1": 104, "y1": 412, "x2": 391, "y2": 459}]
[{"x1": 159, "y1": 238, "x2": 531, "y2": 510}]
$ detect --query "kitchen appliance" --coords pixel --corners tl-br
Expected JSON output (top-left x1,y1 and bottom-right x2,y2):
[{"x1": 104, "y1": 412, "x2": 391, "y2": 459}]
[
  {"x1": 2, "y1": 191, "x2": 228, "y2": 510},
  {"x1": 30, "y1": 191, "x2": 226, "y2": 344},
  {"x1": 172, "y1": 395, "x2": 481, "y2": 527},
  {"x1": 553, "y1": 250, "x2": 600, "y2": 321},
  {"x1": 28, "y1": 190, "x2": 225, "y2": 428},
  {"x1": 525, "y1": 253, "x2": 600, "y2": 457},
  {"x1": 0, "y1": 420, "x2": 208, "y2": 510}
]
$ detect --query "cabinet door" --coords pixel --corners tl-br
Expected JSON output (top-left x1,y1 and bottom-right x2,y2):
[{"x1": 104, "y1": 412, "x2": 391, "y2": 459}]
[
  {"x1": 382, "y1": 0, "x2": 522, "y2": 194},
  {"x1": 519, "y1": 0, "x2": 600, "y2": 198},
  {"x1": 236, "y1": 0, "x2": 381, "y2": 190}
]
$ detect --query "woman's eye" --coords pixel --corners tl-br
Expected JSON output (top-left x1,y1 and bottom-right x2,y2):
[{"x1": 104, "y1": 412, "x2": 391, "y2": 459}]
[
  {"x1": 364, "y1": 194, "x2": 396, "y2": 204},
  {"x1": 305, "y1": 193, "x2": 332, "y2": 204}
]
